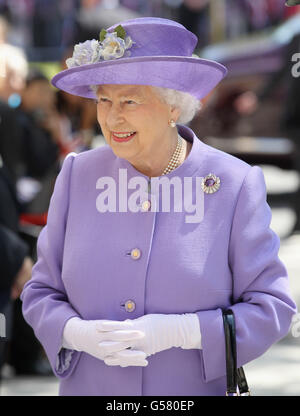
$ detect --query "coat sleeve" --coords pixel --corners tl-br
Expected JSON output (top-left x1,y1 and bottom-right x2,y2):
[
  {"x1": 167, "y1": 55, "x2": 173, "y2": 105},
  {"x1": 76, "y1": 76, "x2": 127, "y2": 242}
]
[
  {"x1": 196, "y1": 165, "x2": 298, "y2": 383},
  {"x1": 20, "y1": 153, "x2": 82, "y2": 379}
]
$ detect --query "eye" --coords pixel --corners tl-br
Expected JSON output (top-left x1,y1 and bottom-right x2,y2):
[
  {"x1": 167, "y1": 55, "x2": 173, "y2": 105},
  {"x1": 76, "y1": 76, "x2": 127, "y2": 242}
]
[
  {"x1": 96, "y1": 98, "x2": 111, "y2": 104},
  {"x1": 125, "y1": 100, "x2": 137, "y2": 105}
]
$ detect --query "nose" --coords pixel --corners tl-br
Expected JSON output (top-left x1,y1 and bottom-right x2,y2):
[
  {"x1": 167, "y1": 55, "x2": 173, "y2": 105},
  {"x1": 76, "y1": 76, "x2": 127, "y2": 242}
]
[{"x1": 106, "y1": 103, "x2": 125, "y2": 129}]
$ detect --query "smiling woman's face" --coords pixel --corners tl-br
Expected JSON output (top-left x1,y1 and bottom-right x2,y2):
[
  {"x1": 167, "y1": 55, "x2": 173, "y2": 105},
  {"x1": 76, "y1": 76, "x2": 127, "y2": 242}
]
[{"x1": 96, "y1": 84, "x2": 179, "y2": 166}]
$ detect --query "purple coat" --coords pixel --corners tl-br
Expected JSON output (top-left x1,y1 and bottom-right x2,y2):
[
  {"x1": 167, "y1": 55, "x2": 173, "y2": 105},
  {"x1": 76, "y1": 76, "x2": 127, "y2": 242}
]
[{"x1": 20, "y1": 124, "x2": 297, "y2": 396}]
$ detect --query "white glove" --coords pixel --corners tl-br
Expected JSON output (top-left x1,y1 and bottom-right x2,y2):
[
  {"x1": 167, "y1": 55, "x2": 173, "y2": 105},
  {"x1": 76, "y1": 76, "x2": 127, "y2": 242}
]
[
  {"x1": 62, "y1": 317, "x2": 148, "y2": 367},
  {"x1": 97, "y1": 313, "x2": 202, "y2": 358}
]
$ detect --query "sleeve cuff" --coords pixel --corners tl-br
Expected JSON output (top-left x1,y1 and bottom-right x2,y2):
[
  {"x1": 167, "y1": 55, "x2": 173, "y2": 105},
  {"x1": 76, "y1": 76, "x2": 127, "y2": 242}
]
[
  {"x1": 56, "y1": 348, "x2": 77, "y2": 375},
  {"x1": 196, "y1": 308, "x2": 226, "y2": 383}
]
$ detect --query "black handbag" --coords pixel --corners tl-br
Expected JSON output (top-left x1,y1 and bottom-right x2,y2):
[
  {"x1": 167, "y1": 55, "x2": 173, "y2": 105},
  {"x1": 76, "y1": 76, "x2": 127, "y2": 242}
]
[{"x1": 222, "y1": 309, "x2": 251, "y2": 396}]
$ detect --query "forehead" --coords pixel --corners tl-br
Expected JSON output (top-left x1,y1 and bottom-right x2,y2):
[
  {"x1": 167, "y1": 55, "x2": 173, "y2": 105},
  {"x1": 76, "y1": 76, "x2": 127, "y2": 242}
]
[{"x1": 97, "y1": 84, "x2": 151, "y2": 97}]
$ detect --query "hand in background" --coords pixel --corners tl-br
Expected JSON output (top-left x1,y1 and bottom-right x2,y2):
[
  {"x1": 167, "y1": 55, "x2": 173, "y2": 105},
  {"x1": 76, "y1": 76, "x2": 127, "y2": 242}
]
[
  {"x1": 11, "y1": 256, "x2": 33, "y2": 300},
  {"x1": 39, "y1": 108, "x2": 64, "y2": 144},
  {"x1": 233, "y1": 91, "x2": 258, "y2": 115}
]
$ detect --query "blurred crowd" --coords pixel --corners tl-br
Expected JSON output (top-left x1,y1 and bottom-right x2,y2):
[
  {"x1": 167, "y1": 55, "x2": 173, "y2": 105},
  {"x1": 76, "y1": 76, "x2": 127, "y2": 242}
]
[
  {"x1": 0, "y1": 5, "x2": 102, "y2": 379},
  {"x1": 0, "y1": 0, "x2": 300, "y2": 383},
  {"x1": 0, "y1": 0, "x2": 299, "y2": 59}
]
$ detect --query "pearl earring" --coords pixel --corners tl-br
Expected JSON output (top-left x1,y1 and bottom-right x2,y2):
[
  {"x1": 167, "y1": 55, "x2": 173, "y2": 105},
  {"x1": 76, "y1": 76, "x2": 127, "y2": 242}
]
[{"x1": 169, "y1": 119, "x2": 176, "y2": 128}]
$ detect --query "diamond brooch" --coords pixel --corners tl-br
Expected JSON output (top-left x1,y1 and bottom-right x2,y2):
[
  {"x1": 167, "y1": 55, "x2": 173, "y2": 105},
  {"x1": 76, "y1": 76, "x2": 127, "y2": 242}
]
[{"x1": 201, "y1": 173, "x2": 221, "y2": 194}]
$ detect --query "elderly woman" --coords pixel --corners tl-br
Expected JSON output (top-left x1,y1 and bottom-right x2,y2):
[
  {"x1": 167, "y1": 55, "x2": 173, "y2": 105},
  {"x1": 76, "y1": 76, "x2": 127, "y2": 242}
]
[{"x1": 21, "y1": 17, "x2": 297, "y2": 396}]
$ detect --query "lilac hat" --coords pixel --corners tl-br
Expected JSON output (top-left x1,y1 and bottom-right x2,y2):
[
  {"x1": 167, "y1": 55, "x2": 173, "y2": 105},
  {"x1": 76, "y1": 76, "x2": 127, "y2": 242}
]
[{"x1": 51, "y1": 17, "x2": 227, "y2": 100}]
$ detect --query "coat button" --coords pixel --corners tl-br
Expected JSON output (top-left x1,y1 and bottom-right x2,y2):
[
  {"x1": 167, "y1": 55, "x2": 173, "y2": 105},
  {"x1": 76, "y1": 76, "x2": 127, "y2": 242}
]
[
  {"x1": 125, "y1": 300, "x2": 136, "y2": 312},
  {"x1": 131, "y1": 248, "x2": 141, "y2": 260},
  {"x1": 141, "y1": 200, "x2": 151, "y2": 211}
]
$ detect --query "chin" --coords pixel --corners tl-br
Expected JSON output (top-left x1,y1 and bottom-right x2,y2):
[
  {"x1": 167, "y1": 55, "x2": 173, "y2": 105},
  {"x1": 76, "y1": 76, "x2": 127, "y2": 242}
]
[{"x1": 110, "y1": 142, "x2": 134, "y2": 159}]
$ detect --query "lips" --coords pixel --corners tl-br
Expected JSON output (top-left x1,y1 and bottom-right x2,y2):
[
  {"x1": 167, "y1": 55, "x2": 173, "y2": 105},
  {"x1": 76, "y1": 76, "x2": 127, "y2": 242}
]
[{"x1": 111, "y1": 132, "x2": 136, "y2": 142}]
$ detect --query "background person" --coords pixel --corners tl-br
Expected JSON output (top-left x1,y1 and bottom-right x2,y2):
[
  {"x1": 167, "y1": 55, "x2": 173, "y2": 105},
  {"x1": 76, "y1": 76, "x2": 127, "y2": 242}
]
[{"x1": 0, "y1": 156, "x2": 32, "y2": 381}]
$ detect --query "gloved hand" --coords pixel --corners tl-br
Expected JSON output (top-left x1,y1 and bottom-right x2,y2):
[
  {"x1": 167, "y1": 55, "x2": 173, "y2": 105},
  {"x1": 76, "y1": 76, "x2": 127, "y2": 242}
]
[
  {"x1": 103, "y1": 349, "x2": 148, "y2": 367},
  {"x1": 62, "y1": 316, "x2": 148, "y2": 367},
  {"x1": 97, "y1": 313, "x2": 202, "y2": 358}
]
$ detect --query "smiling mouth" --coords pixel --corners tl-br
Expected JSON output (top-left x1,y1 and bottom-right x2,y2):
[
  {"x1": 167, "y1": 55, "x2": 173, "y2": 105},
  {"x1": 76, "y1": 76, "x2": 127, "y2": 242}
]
[{"x1": 111, "y1": 131, "x2": 136, "y2": 142}]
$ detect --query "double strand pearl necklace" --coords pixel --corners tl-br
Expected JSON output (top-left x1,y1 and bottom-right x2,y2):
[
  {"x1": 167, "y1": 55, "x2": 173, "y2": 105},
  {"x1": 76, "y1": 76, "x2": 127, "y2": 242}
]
[{"x1": 162, "y1": 134, "x2": 186, "y2": 175}]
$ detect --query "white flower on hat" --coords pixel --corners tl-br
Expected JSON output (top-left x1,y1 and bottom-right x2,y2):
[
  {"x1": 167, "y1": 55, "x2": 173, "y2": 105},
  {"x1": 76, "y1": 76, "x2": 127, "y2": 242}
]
[
  {"x1": 66, "y1": 39, "x2": 101, "y2": 68},
  {"x1": 65, "y1": 25, "x2": 134, "y2": 69},
  {"x1": 100, "y1": 32, "x2": 133, "y2": 61}
]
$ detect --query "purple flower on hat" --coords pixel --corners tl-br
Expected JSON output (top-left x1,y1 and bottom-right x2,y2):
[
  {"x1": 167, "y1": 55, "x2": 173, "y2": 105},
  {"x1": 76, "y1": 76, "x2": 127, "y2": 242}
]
[{"x1": 66, "y1": 39, "x2": 101, "y2": 68}]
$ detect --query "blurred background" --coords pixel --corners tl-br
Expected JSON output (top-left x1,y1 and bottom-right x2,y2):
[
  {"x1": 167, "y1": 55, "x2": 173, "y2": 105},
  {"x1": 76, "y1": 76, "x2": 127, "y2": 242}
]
[{"x1": 0, "y1": 0, "x2": 300, "y2": 396}]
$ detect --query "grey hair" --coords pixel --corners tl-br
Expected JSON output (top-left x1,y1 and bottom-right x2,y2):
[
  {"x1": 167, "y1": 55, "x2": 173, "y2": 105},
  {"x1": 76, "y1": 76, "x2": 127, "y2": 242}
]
[
  {"x1": 90, "y1": 84, "x2": 202, "y2": 125},
  {"x1": 151, "y1": 86, "x2": 202, "y2": 124}
]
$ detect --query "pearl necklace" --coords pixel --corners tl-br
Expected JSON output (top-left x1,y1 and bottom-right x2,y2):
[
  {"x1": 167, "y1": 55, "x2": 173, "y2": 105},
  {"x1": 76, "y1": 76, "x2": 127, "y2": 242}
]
[{"x1": 162, "y1": 135, "x2": 186, "y2": 175}]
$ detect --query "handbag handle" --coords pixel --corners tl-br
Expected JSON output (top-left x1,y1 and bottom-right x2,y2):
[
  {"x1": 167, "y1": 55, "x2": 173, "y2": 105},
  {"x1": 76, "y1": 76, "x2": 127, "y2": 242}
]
[{"x1": 222, "y1": 309, "x2": 250, "y2": 396}]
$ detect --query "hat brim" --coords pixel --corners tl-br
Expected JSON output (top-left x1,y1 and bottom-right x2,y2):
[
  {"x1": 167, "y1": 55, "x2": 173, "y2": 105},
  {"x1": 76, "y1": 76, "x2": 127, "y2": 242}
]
[{"x1": 51, "y1": 56, "x2": 227, "y2": 100}]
